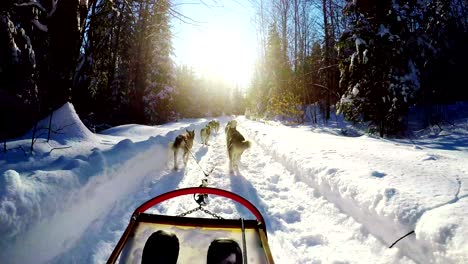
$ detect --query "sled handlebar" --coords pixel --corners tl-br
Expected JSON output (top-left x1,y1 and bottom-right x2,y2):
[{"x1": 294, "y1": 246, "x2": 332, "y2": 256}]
[{"x1": 135, "y1": 187, "x2": 266, "y2": 224}]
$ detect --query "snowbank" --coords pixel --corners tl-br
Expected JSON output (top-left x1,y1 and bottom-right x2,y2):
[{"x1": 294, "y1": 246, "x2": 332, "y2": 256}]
[
  {"x1": 0, "y1": 103, "x2": 217, "y2": 263},
  {"x1": 240, "y1": 116, "x2": 468, "y2": 263},
  {"x1": 24, "y1": 102, "x2": 97, "y2": 144}
]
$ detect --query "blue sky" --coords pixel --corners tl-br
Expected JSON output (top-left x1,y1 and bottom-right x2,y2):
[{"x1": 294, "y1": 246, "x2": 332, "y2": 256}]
[{"x1": 171, "y1": 0, "x2": 258, "y2": 88}]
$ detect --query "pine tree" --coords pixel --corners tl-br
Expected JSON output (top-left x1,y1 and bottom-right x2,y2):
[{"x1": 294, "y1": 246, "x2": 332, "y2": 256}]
[
  {"x1": 74, "y1": 0, "x2": 175, "y2": 126},
  {"x1": 174, "y1": 65, "x2": 197, "y2": 118},
  {"x1": 0, "y1": 11, "x2": 38, "y2": 138},
  {"x1": 263, "y1": 22, "x2": 291, "y2": 117},
  {"x1": 143, "y1": 0, "x2": 175, "y2": 124},
  {"x1": 338, "y1": 1, "x2": 422, "y2": 136},
  {"x1": 418, "y1": 0, "x2": 468, "y2": 121}
]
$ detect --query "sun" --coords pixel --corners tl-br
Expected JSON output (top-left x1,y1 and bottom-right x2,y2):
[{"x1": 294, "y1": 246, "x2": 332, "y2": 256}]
[{"x1": 191, "y1": 27, "x2": 256, "y2": 89}]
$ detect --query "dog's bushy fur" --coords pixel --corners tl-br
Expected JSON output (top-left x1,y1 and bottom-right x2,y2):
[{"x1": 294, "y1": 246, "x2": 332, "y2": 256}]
[
  {"x1": 225, "y1": 120, "x2": 250, "y2": 172},
  {"x1": 170, "y1": 129, "x2": 195, "y2": 170},
  {"x1": 208, "y1": 120, "x2": 220, "y2": 133},
  {"x1": 200, "y1": 125, "x2": 211, "y2": 146},
  {"x1": 225, "y1": 120, "x2": 236, "y2": 148}
]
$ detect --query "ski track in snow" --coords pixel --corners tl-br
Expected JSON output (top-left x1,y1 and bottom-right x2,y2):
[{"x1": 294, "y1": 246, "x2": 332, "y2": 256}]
[
  {"x1": 236, "y1": 127, "x2": 412, "y2": 264},
  {"x1": 36, "y1": 146, "x2": 171, "y2": 264}
]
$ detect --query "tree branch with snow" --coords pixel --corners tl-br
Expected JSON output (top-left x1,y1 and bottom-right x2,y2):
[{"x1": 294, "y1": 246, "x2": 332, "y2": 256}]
[
  {"x1": 32, "y1": 19, "x2": 48, "y2": 32},
  {"x1": 14, "y1": 1, "x2": 47, "y2": 12},
  {"x1": 47, "y1": 0, "x2": 59, "y2": 18}
]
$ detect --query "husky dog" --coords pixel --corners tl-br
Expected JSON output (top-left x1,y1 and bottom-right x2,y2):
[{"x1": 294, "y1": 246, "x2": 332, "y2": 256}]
[
  {"x1": 200, "y1": 125, "x2": 211, "y2": 146},
  {"x1": 208, "y1": 120, "x2": 220, "y2": 133},
  {"x1": 170, "y1": 129, "x2": 195, "y2": 170},
  {"x1": 225, "y1": 120, "x2": 251, "y2": 172},
  {"x1": 225, "y1": 120, "x2": 237, "y2": 146}
]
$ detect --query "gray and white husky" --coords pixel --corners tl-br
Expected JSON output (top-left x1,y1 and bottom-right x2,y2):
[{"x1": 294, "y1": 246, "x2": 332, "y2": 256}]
[
  {"x1": 200, "y1": 125, "x2": 211, "y2": 146},
  {"x1": 225, "y1": 120, "x2": 251, "y2": 172},
  {"x1": 170, "y1": 129, "x2": 195, "y2": 170},
  {"x1": 208, "y1": 120, "x2": 220, "y2": 133}
]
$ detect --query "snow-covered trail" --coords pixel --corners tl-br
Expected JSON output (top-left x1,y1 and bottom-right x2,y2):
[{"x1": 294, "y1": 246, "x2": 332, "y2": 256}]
[
  {"x1": 2, "y1": 104, "x2": 466, "y2": 264},
  {"x1": 226, "y1": 126, "x2": 410, "y2": 263},
  {"x1": 24, "y1": 119, "x2": 411, "y2": 263},
  {"x1": 101, "y1": 121, "x2": 412, "y2": 263}
]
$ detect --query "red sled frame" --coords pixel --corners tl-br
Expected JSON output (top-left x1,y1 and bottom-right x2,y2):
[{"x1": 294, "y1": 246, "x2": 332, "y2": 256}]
[{"x1": 107, "y1": 187, "x2": 275, "y2": 264}]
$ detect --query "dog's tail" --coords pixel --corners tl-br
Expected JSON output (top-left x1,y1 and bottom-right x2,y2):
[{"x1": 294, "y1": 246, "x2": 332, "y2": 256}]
[{"x1": 241, "y1": 140, "x2": 251, "y2": 150}]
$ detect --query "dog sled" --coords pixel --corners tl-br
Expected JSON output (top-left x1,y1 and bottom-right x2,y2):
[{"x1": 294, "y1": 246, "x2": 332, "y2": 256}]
[{"x1": 107, "y1": 187, "x2": 275, "y2": 264}]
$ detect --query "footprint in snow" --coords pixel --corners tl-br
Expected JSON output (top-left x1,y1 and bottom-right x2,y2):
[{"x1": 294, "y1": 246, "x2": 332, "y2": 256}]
[
  {"x1": 371, "y1": 171, "x2": 386, "y2": 178},
  {"x1": 294, "y1": 234, "x2": 326, "y2": 247},
  {"x1": 422, "y1": 155, "x2": 438, "y2": 161},
  {"x1": 277, "y1": 210, "x2": 301, "y2": 224},
  {"x1": 384, "y1": 188, "x2": 397, "y2": 200}
]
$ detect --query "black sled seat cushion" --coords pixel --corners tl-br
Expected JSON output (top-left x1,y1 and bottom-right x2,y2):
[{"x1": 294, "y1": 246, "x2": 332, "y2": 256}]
[
  {"x1": 207, "y1": 238, "x2": 242, "y2": 264},
  {"x1": 116, "y1": 215, "x2": 271, "y2": 263},
  {"x1": 142, "y1": 230, "x2": 179, "y2": 264}
]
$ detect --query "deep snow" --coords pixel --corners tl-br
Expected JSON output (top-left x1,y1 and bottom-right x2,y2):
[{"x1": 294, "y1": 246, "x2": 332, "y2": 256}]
[{"x1": 0, "y1": 103, "x2": 467, "y2": 263}]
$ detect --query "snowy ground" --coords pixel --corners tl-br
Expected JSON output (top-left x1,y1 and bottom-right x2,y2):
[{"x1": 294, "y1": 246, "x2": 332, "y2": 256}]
[{"x1": 1, "y1": 103, "x2": 467, "y2": 264}]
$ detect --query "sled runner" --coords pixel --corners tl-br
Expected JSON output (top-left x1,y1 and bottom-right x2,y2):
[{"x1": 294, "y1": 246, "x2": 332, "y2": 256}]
[{"x1": 107, "y1": 187, "x2": 275, "y2": 264}]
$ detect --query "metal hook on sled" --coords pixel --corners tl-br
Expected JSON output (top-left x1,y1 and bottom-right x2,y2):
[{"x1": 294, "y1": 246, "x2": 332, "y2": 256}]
[
  {"x1": 177, "y1": 179, "x2": 224, "y2": 219},
  {"x1": 179, "y1": 179, "x2": 223, "y2": 219},
  {"x1": 194, "y1": 178, "x2": 209, "y2": 206}
]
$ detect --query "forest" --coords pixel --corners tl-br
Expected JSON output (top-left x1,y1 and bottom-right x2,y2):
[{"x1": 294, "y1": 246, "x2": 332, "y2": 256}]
[{"x1": 1, "y1": 0, "x2": 467, "y2": 140}]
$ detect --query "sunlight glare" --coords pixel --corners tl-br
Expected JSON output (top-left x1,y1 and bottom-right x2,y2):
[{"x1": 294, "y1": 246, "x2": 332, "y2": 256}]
[{"x1": 192, "y1": 27, "x2": 255, "y2": 89}]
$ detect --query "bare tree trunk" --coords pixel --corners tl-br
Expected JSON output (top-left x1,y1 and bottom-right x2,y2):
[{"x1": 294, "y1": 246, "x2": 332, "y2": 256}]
[
  {"x1": 328, "y1": 0, "x2": 336, "y2": 40},
  {"x1": 279, "y1": 0, "x2": 289, "y2": 55},
  {"x1": 278, "y1": 0, "x2": 290, "y2": 84},
  {"x1": 30, "y1": 123, "x2": 37, "y2": 153},
  {"x1": 47, "y1": 0, "x2": 83, "y2": 109},
  {"x1": 47, "y1": 108, "x2": 53, "y2": 142},
  {"x1": 322, "y1": 0, "x2": 331, "y2": 121},
  {"x1": 257, "y1": 0, "x2": 268, "y2": 60},
  {"x1": 294, "y1": 0, "x2": 299, "y2": 70},
  {"x1": 106, "y1": 14, "x2": 116, "y2": 93},
  {"x1": 132, "y1": 1, "x2": 149, "y2": 124}
]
